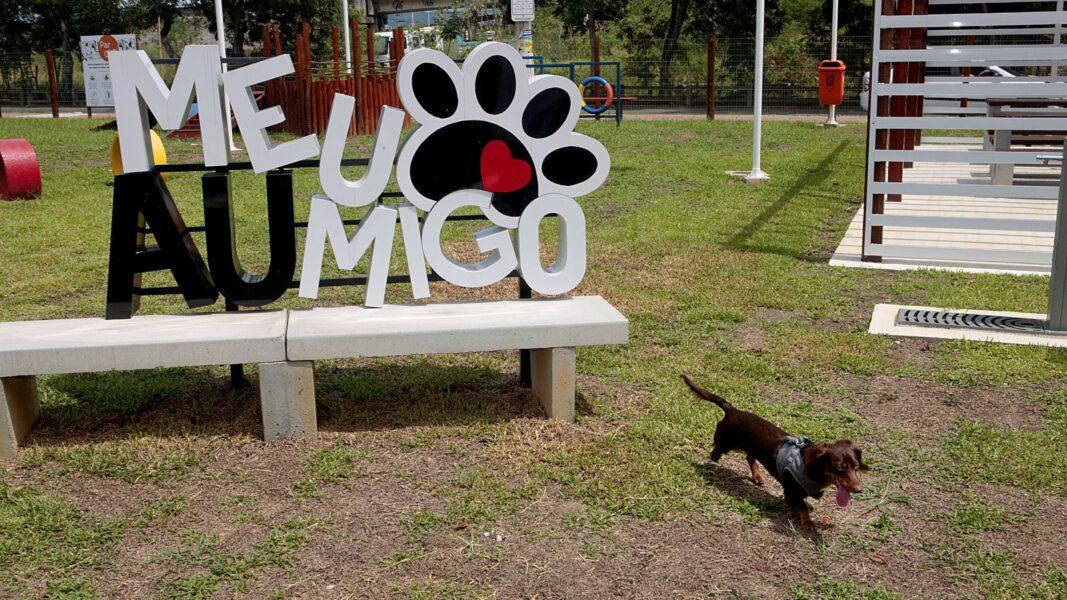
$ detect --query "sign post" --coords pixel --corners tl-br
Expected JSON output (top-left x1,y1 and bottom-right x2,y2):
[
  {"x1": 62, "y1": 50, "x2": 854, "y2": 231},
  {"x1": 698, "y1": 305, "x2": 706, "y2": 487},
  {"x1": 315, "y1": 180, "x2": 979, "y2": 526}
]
[
  {"x1": 824, "y1": 0, "x2": 841, "y2": 128},
  {"x1": 512, "y1": 0, "x2": 535, "y2": 66}
]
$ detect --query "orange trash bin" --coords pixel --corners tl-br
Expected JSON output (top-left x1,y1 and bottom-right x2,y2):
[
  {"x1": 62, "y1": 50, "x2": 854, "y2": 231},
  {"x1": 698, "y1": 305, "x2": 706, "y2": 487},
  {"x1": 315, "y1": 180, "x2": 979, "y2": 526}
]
[{"x1": 818, "y1": 60, "x2": 846, "y2": 106}]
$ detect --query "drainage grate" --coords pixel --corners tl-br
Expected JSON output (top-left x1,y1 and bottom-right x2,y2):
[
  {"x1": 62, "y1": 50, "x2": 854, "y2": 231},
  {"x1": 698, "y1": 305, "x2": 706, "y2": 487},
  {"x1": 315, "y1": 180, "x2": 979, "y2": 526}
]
[{"x1": 895, "y1": 308, "x2": 1056, "y2": 334}]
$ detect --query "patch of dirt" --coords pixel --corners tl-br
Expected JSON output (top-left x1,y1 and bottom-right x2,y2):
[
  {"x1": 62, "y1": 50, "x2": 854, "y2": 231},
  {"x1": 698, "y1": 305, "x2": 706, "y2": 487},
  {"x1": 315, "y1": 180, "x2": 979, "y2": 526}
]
[
  {"x1": 586, "y1": 202, "x2": 636, "y2": 222},
  {"x1": 725, "y1": 308, "x2": 803, "y2": 353},
  {"x1": 836, "y1": 373, "x2": 1047, "y2": 435}
]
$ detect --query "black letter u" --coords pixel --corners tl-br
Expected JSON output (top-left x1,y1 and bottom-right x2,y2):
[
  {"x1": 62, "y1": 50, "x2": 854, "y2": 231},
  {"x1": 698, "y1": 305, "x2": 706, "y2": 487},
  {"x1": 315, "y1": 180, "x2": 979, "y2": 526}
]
[{"x1": 201, "y1": 170, "x2": 296, "y2": 306}]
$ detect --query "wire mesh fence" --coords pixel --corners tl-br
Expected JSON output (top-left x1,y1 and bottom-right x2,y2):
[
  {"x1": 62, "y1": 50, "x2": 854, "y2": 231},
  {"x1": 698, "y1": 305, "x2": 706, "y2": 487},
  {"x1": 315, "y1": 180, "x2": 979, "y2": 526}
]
[
  {"x1": 610, "y1": 36, "x2": 871, "y2": 115},
  {"x1": 0, "y1": 35, "x2": 874, "y2": 116},
  {"x1": 0, "y1": 51, "x2": 84, "y2": 107}
]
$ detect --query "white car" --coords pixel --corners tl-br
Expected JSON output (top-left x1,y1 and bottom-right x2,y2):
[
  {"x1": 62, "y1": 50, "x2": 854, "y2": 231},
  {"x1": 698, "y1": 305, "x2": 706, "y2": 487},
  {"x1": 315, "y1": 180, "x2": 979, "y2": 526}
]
[{"x1": 859, "y1": 66, "x2": 1022, "y2": 113}]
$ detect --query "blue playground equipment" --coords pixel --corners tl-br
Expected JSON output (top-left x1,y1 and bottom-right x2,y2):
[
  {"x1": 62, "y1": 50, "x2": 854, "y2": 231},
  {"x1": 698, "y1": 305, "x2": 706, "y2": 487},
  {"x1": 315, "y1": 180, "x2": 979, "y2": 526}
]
[
  {"x1": 454, "y1": 56, "x2": 625, "y2": 127},
  {"x1": 534, "y1": 61, "x2": 623, "y2": 127}
]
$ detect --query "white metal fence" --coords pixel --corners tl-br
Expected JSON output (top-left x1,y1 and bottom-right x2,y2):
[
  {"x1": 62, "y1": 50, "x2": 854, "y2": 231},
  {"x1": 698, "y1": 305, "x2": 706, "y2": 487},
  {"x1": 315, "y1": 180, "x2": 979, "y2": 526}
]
[{"x1": 863, "y1": 0, "x2": 1067, "y2": 268}]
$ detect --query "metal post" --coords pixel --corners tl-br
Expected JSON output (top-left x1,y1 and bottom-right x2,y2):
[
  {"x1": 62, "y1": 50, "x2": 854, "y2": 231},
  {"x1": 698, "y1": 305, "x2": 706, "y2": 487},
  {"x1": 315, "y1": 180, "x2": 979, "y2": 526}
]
[
  {"x1": 707, "y1": 35, "x2": 716, "y2": 120},
  {"x1": 1048, "y1": 159, "x2": 1067, "y2": 330},
  {"x1": 519, "y1": 278, "x2": 532, "y2": 388},
  {"x1": 214, "y1": 0, "x2": 239, "y2": 152},
  {"x1": 825, "y1": 0, "x2": 841, "y2": 127},
  {"x1": 745, "y1": 0, "x2": 770, "y2": 182},
  {"x1": 225, "y1": 301, "x2": 246, "y2": 388},
  {"x1": 342, "y1": 0, "x2": 353, "y2": 74}
]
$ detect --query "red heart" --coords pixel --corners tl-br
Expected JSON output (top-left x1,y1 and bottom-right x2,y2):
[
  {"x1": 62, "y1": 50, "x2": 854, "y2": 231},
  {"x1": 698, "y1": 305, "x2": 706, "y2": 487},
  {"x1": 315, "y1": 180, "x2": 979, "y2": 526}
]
[{"x1": 480, "y1": 140, "x2": 532, "y2": 194}]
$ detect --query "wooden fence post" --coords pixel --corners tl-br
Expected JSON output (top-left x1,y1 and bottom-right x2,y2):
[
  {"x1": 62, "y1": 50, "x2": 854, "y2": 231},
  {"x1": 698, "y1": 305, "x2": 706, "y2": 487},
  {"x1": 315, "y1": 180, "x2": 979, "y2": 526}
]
[
  {"x1": 45, "y1": 49, "x2": 59, "y2": 119},
  {"x1": 353, "y1": 20, "x2": 364, "y2": 134},
  {"x1": 593, "y1": 35, "x2": 601, "y2": 77},
  {"x1": 367, "y1": 25, "x2": 376, "y2": 76},
  {"x1": 332, "y1": 26, "x2": 341, "y2": 81}
]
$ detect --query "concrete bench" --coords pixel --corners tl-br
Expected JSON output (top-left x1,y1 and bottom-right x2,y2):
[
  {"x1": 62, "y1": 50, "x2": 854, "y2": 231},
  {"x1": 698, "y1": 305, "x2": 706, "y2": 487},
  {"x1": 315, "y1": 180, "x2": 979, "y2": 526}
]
[
  {"x1": 275, "y1": 296, "x2": 629, "y2": 439},
  {"x1": 1, "y1": 296, "x2": 628, "y2": 458},
  {"x1": 0, "y1": 310, "x2": 289, "y2": 459}
]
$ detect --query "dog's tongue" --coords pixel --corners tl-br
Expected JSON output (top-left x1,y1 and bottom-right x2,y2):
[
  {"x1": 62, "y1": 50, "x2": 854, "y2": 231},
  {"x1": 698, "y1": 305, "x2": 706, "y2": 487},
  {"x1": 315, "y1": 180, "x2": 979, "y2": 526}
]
[{"x1": 836, "y1": 485, "x2": 851, "y2": 508}]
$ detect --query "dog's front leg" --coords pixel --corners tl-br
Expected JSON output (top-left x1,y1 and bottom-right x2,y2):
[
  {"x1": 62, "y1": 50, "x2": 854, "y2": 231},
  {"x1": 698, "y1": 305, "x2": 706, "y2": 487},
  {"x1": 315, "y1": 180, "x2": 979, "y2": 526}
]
[
  {"x1": 785, "y1": 491, "x2": 813, "y2": 531},
  {"x1": 746, "y1": 454, "x2": 764, "y2": 485}
]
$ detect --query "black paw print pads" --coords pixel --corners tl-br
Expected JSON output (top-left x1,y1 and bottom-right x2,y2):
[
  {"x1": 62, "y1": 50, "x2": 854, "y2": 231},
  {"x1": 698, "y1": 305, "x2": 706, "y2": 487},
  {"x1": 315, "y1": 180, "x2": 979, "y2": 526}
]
[{"x1": 396, "y1": 42, "x2": 610, "y2": 227}]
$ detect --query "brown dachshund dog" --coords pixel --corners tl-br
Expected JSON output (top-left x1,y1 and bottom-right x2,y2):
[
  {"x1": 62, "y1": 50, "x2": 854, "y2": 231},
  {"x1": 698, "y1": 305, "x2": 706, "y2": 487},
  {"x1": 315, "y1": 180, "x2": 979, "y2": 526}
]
[{"x1": 682, "y1": 375, "x2": 869, "y2": 531}]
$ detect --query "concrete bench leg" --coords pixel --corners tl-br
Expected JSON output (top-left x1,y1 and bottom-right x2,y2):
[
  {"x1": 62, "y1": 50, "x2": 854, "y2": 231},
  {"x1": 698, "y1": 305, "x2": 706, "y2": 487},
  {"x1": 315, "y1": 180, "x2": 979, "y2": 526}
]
[
  {"x1": 1, "y1": 376, "x2": 39, "y2": 460},
  {"x1": 531, "y1": 347, "x2": 576, "y2": 422},
  {"x1": 259, "y1": 361, "x2": 317, "y2": 441}
]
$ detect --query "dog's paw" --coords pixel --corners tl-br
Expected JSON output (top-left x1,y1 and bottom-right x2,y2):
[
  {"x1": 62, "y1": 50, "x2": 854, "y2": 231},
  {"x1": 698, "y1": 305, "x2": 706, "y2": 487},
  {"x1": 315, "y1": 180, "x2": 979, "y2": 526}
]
[{"x1": 396, "y1": 42, "x2": 610, "y2": 227}]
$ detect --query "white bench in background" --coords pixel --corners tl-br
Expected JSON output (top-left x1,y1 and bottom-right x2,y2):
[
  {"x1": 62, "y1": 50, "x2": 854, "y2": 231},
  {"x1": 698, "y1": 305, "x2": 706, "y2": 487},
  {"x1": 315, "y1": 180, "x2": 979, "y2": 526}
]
[{"x1": 0, "y1": 296, "x2": 628, "y2": 459}]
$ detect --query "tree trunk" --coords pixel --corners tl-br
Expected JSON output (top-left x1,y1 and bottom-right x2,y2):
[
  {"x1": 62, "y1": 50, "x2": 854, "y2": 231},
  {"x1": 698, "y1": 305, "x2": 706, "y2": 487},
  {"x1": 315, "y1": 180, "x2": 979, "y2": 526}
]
[
  {"x1": 162, "y1": 18, "x2": 177, "y2": 59},
  {"x1": 659, "y1": 0, "x2": 691, "y2": 100}
]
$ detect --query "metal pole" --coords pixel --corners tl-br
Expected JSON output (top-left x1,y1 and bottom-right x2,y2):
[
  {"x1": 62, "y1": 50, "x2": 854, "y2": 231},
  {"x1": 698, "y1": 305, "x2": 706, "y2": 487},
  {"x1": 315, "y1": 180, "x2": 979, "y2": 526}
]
[
  {"x1": 707, "y1": 35, "x2": 716, "y2": 120},
  {"x1": 825, "y1": 0, "x2": 841, "y2": 127},
  {"x1": 1048, "y1": 158, "x2": 1067, "y2": 330},
  {"x1": 342, "y1": 0, "x2": 352, "y2": 74},
  {"x1": 745, "y1": 0, "x2": 769, "y2": 182},
  {"x1": 214, "y1": 0, "x2": 239, "y2": 152}
]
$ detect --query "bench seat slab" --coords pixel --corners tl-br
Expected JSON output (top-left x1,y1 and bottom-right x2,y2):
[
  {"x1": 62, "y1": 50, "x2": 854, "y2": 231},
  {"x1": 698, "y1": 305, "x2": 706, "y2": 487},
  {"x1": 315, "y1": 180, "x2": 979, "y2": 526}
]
[
  {"x1": 0, "y1": 311, "x2": 288, "y2": 378},
  {"x1": 1, "y1": 376, "x2": 39, "y2": 460},
  {"x1": 285, "y1": 296, "x2": 629, "y2": 361}
]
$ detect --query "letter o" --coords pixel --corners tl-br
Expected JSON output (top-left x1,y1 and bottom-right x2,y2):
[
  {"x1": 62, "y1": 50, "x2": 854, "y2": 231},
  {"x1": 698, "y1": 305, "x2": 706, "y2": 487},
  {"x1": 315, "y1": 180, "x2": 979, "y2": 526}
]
[{"x1": 516, "y1": 194, "x2": 586, "y2": 295}]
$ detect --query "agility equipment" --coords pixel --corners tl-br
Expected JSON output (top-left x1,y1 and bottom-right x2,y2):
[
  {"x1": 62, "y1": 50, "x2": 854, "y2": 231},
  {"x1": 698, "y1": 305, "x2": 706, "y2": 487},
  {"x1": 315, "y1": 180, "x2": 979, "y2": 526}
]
[
  {"x1": 578, "y1": 76, "x2": 615, "y2": 115},
  {"x1": 111, "y1": 131, "x2": 168, "y2": 180},
  {"x1": 0, "y1": 139, "x2": 43, "y2": 200}
]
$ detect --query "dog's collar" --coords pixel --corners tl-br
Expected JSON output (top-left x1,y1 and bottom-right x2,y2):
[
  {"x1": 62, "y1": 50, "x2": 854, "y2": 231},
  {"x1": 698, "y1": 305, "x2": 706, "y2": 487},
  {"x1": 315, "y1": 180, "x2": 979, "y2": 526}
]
[{"x1": 776, "y1": 436, "x2": 825, "y2": 497}]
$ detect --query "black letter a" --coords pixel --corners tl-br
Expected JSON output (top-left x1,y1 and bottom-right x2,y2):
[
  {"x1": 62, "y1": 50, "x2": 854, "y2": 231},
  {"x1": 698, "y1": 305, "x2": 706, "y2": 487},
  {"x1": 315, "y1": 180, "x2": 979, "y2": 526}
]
[{"x1": 106, "y1": 171, "x2": 218, "y2": 319}]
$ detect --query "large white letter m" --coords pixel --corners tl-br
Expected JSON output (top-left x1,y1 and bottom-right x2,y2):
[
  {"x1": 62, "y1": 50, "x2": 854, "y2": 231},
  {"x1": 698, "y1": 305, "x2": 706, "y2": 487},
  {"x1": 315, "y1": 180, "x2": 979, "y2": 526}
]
[{"x1": 110, "y1": 45, "x2": 228, "y2": 173}]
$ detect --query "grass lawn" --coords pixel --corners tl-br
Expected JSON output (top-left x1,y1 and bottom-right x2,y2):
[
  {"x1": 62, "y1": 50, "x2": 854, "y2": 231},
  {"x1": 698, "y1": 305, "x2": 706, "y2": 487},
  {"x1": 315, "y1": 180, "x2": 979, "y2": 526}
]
[{"x1": 1, "y1": 116, "x2": 1065, "y2": 599}]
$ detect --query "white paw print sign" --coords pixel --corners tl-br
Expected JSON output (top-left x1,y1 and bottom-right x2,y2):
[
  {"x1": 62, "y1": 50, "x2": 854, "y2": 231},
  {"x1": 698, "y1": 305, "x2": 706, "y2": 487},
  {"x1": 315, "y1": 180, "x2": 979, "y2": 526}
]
[
  {"x1": 108, "y1": 41, "x2": 610, "y2": 309},
  {"x1": 396, "y1": 42, "x2": 610, "y2": 228}
]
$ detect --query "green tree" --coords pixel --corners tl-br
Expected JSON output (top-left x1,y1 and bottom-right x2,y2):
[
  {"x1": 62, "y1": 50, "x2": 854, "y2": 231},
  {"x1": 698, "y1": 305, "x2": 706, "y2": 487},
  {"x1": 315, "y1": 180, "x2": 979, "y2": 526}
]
[
  {"x1": 129, "y1": 0, "x2": 185, "y2": 58},
  {"x1": 193, "y1": 0, "x2": 347, "y2": 58},
  {"x1": 20, "y1": 0, "x2": 131, "y2": 103},
  {"x1": 806, "y1": 0, "x2": 872, "y2": 40}
]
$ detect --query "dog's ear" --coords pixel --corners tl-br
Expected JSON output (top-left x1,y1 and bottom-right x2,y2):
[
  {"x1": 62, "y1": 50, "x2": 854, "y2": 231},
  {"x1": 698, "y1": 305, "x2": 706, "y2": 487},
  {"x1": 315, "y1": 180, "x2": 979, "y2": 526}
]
[
  {"x1": 853, "y1": 447, "x2": 871, "y2": 472},
  {"x1": 805, "y1": 444, "x2": 833, "y2": 478}
]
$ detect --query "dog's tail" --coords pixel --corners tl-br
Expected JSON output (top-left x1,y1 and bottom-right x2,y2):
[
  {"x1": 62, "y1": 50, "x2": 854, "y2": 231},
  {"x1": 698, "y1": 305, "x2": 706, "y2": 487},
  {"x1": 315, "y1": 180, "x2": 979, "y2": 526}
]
[{"x1": 681, "y1": 374, "x2": 734, "y2": 413}]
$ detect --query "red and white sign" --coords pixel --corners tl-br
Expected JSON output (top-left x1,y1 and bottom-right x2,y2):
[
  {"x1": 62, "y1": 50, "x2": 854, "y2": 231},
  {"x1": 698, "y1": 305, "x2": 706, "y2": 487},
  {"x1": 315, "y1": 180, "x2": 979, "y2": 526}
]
[{"x1": 80, "y1": 34, "x2": 136, "y2": 107}]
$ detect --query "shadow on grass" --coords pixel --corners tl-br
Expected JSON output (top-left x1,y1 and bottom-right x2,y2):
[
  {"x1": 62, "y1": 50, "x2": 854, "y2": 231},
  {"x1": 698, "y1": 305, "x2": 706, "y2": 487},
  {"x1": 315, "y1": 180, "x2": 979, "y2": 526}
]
[
  {"x1": 26, "y1": 359, "x2": 594, "y2": 447},
  {"x1": 316, "y1": 360, "x2": 596, "y2": 433},
  {"x1": 34, "y1": 368, "x2": 263, "y2": 444},
  {"x1": 725, "y1": 140, "x2": 853, "y2": 264},
  {"x1": 690, "y1": 459, "x2": 823, "y2": 541}
]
